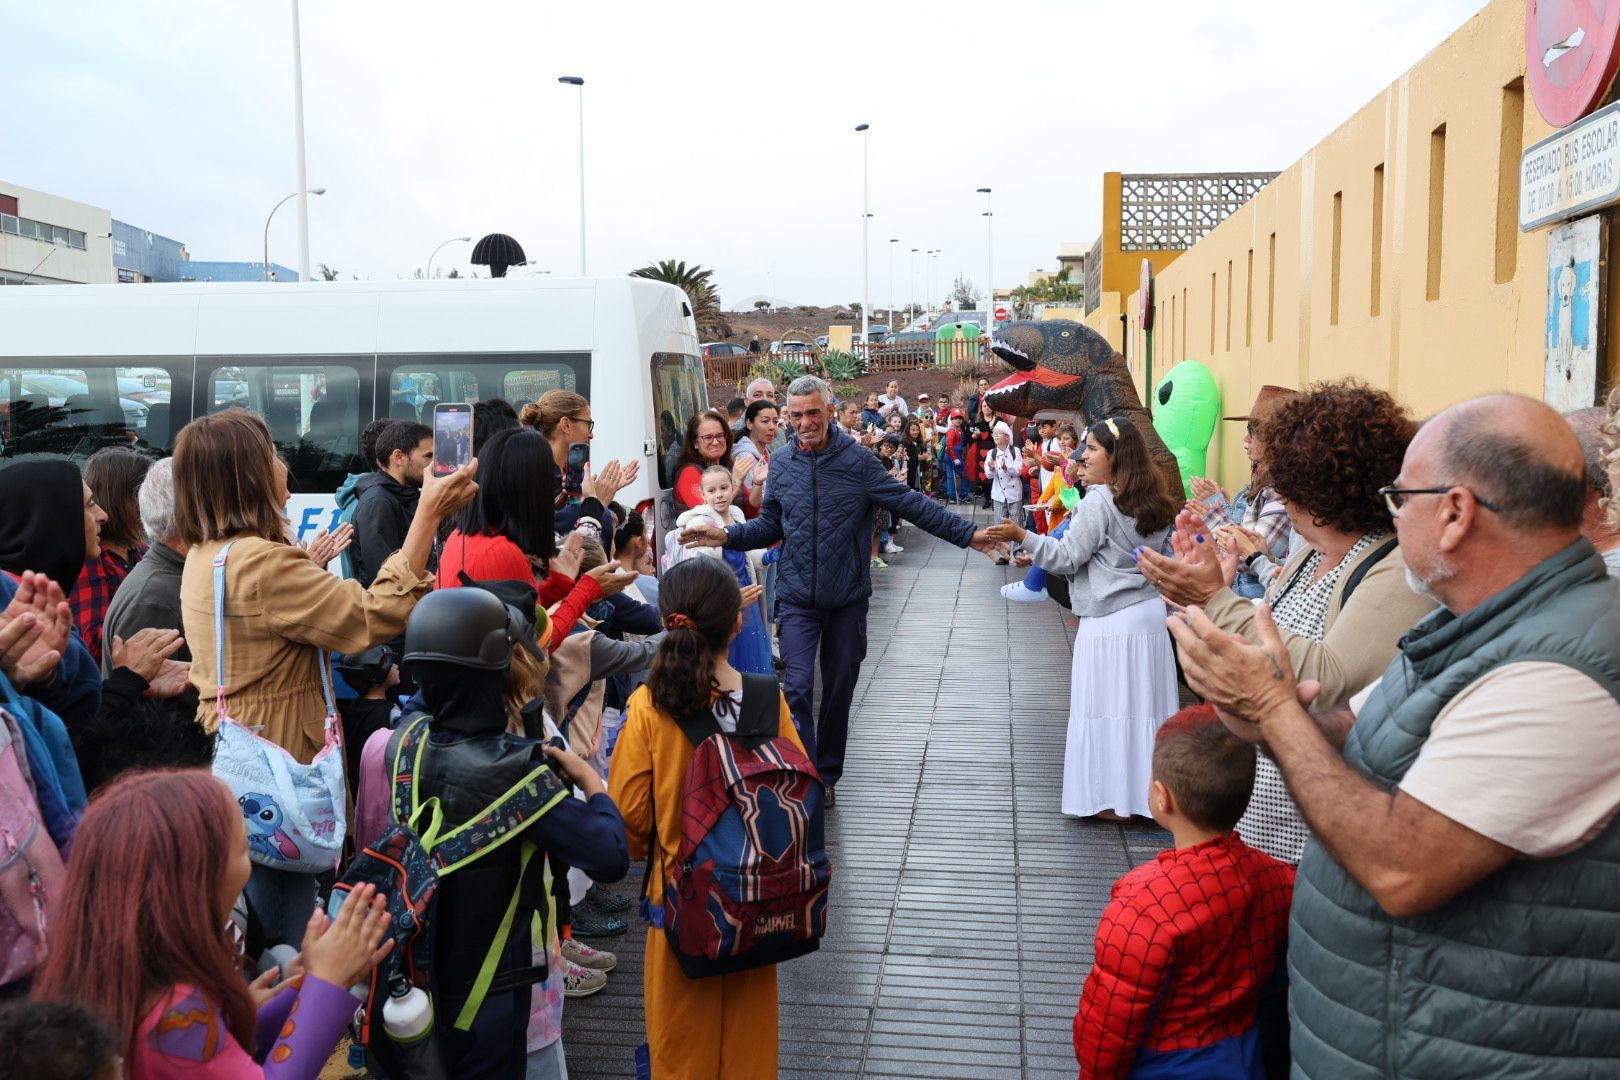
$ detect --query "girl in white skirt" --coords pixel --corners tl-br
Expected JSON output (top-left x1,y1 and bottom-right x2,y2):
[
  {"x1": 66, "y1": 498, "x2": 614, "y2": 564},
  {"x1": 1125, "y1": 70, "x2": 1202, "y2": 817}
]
[{"x1": 988, "y1": 417, "x2": 1179, "y2": 819}]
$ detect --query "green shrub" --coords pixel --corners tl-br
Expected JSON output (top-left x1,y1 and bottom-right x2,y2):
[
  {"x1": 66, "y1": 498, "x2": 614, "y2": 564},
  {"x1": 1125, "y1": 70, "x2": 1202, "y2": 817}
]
[{"x1": 819, "y1": 349, "x2": 863, "y2": 382}]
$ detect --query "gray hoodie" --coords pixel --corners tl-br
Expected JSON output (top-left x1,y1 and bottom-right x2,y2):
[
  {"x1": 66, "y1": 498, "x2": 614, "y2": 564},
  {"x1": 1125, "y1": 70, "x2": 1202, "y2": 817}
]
[{"x1": 1021, "y1": 486, "x2": 1170, "y2": 617}]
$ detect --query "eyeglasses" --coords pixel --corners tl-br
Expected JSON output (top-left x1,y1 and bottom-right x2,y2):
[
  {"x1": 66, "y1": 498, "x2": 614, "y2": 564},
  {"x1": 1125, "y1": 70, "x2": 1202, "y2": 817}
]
[
  {"x1": 1378, "y1": 484, "x2": 1501, "y2": 516},
  {"x1": 569, "y1": 416, "x2": 596, "y2": 433},
  {"x1": 697, "y1": 432, "x2": 728, "y2": 443}
]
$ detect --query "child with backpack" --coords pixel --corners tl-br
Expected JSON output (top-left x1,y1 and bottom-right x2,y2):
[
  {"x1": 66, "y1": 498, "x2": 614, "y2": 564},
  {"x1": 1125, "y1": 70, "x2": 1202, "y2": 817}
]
[
  {"x1": 608, "y1": 557, "x2": 830, "y2": 1080},
  {"x1": 1074, "y1": 706, "x2": 1295, "y2": 1079},
  {"x1": 349, "y1": 586, "x2": 630, "y2": 1079}
]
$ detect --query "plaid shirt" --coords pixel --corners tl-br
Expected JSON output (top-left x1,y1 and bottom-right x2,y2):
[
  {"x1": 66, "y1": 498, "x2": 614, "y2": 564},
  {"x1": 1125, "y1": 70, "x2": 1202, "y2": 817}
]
[{"x1": 70, "y1": 546, "x2": 143, "y2": 664}]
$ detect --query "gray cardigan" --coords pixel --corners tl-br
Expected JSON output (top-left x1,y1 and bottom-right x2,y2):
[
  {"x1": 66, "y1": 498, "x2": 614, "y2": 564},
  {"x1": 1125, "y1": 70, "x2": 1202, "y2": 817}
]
[{"x1": 1021, "y1": 487, "x2": 1170, "y2": 618}]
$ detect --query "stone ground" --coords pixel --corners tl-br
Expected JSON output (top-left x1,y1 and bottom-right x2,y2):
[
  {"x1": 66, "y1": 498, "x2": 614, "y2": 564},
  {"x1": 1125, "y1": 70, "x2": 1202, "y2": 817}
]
[{"x1": 562, "y1": 504, "x2": 1172, "y2": 1079}]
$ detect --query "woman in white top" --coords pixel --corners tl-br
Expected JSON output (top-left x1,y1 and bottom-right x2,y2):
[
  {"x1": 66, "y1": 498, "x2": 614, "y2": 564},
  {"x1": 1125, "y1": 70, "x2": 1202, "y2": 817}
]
[{"x1": 988, "y1": 417, "x2": 1180, "y2": 819}]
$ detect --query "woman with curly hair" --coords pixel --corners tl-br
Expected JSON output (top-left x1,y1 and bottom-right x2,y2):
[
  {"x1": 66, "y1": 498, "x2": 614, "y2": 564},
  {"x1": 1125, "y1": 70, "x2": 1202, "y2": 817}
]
[{"x1": 1139, "y1": 379, "x2": 1439, "y2": 863}]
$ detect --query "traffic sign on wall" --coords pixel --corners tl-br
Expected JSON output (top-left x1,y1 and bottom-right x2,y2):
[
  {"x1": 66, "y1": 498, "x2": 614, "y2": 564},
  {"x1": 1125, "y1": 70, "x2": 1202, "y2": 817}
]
[{"x1": 1527, "y1": 0, "x2": 1620, "y2": 128}]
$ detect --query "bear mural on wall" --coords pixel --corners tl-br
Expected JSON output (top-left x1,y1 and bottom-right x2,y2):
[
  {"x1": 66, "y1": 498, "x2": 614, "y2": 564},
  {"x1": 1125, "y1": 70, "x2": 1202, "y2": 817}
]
[{"x1": 984, "y1": 319, "x2": 1186, "y2": 497}]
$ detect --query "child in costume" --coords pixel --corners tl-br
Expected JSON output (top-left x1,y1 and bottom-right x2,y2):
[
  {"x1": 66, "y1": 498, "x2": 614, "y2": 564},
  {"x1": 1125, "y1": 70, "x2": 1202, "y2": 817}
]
[{"x1": 1074, "y1": 706, "x2": 1294, "y2": 1078}]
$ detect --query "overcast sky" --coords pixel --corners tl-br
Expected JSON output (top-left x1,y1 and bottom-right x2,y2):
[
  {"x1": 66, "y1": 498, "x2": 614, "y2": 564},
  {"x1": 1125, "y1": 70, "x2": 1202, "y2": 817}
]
[{"x1": 10, "y1": 0, "x2": 1488, "y2": 307}]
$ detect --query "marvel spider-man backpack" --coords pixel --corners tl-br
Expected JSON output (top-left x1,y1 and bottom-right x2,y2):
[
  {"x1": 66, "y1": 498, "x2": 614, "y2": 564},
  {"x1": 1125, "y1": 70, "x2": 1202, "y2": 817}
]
[{"x1": 645, "y1": 673, "x2": 831, "y2": 978}]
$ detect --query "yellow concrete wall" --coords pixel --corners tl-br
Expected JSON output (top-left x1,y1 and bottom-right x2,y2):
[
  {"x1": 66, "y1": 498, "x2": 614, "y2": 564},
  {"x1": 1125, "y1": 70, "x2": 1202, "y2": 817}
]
[
  {"x1": 1099, "y1": 172, "x2": 1188, "y2": 302},
  {"x1": 1124, "y1": 0, "x2": 1564, "y2": 491}
]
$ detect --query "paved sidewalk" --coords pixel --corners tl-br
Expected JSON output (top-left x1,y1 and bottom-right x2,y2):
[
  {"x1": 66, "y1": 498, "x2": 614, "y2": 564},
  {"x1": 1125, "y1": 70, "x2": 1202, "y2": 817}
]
[{"x1": 563, "y1": 508, "x2": 1171, "y2": 1078}]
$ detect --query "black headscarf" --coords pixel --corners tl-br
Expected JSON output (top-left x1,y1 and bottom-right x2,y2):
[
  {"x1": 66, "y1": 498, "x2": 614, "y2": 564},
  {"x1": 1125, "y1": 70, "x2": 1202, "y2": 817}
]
[
  {"x1": 0, "y1": 460, "x2": 87, "y2": 592},
  {"x1": 412, "y1": 659, "x2": 509, "y2": 736}
]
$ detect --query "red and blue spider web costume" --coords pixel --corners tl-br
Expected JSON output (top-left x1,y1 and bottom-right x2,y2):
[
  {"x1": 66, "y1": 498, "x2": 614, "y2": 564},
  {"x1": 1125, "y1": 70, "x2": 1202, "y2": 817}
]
[{"x1": 1074, "y1": 833, "x2": 1294, "y2": 1079}]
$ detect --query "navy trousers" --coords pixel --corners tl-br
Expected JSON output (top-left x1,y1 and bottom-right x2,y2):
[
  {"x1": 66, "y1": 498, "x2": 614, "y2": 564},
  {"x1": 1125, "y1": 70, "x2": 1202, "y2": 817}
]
[{"x1": 777, "y1": 600, "x2": 869, "y2": 787}]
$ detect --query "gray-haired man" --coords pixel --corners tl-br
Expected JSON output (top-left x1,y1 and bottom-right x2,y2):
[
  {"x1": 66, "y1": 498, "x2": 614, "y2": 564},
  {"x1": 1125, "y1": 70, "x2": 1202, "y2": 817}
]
[{"x1": 683, "y1": 375, "x2": 1002, "y2": 804}]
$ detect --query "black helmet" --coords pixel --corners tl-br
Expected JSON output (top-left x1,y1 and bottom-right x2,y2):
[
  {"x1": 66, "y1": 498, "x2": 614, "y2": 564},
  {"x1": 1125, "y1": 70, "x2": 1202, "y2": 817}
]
[
  {"x1": 403, "y1": 588, "x2": 516, "y2": 670},
  {"x1": 335, "y1": 645, "x2": 394, "y2": 687}
]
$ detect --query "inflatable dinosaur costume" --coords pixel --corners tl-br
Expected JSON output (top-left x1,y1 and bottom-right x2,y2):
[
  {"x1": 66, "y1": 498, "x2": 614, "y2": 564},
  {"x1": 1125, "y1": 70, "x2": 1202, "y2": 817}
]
[{"x1": 985, "y1": 319, "x2": 1186, "y2": 497}]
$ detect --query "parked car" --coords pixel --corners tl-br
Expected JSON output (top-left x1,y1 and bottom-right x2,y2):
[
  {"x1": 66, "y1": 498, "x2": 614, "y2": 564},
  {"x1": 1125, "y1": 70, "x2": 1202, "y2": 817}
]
[
  {"x1": 702, "y1": 342, "x2": 749, "y2": 359},
  {"x1": 873, "y1": 329, "x2": 936, "y2": 367},
  {"x1": 0, "y1": 373, "x2": 150, "y2": 431}
]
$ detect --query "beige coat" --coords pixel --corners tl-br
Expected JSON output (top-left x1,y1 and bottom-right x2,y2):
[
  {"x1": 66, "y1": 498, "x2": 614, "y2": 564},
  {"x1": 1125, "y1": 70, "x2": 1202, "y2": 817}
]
[
  {"x1": 183, "y1": 536, "x2": 431, "y2": 763},
  {"x1": 1202, "y1": 535, "x2": 1438, "y2": 707}
]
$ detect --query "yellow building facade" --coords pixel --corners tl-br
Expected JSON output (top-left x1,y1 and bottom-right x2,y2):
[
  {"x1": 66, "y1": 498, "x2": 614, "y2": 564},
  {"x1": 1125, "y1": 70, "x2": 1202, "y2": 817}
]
[{"x1": 1120, "y1": 0, "x2": 1599, "y2": 490}]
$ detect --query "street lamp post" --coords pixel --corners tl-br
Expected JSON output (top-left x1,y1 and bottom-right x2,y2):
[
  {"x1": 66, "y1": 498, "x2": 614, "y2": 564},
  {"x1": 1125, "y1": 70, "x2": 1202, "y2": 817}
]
[
  {"x1": 909, "y1": 247, "x2": 919, "y2": 328},
  {"x1": 888, "y1": 238, "x2": 898, "y2": 326},
  {"x1": 559, "y1": 76, "x2": 586, "y2": 274},
  {"x1": 427, "y1": 236, "x2": 472, "y2": 280},
  {"x1": 855, "y1": 124, "x2": 871, "y2": 349},
  {"x1": 289, "y1": 0, "x2": 314, "y2": 282},
  {"x1": 264, "y1": 187, "x2": 325, "y2": 280},
  {"x1": 978, "y1": 187, "x2": 993, "y2": 324}
]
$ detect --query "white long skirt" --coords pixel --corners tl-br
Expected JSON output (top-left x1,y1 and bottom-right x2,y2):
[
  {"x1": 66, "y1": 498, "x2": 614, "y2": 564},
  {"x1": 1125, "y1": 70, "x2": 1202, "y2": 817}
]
[{"x1": 1063, "y1": 596, "x2": 1179, "y2": 818}]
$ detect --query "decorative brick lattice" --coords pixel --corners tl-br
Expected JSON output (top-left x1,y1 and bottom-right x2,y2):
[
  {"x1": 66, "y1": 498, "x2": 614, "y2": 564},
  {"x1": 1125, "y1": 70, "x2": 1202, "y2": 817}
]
[
  {"x1": 1084, "y1": 235, "x2": 1103, "y2": 315},
  {"x1": 1119, "y1": 173, "x2": 1278, "y2": 252}
]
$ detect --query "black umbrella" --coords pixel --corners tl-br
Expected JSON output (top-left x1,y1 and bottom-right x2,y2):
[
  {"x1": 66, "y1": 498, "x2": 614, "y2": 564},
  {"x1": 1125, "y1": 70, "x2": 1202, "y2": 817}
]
[{"x1": 471, "y1": 233, "x2": 526, "y2": 278}]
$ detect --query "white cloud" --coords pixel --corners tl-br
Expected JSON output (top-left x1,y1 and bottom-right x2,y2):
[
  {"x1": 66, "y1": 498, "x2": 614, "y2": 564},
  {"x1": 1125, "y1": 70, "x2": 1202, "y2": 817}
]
[{"x1": 6, "y1": 0, "x2": 1487, "y2": 303}]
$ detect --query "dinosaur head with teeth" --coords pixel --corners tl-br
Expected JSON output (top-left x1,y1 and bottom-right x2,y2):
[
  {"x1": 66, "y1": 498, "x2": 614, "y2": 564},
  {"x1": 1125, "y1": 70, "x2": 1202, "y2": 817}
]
[{"x1": 986, "y1": 319, "x2": 1184, "y2": 497}]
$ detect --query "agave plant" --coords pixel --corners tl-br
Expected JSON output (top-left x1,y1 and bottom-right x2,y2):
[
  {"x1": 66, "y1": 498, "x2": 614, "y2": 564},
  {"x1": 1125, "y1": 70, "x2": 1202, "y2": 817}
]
[
  {"x1": 818, "y1": 349, "x2": 863, "y2": 382},
  {"x1": 629, "y1": 259, "x2": 732, "y2": 340}
]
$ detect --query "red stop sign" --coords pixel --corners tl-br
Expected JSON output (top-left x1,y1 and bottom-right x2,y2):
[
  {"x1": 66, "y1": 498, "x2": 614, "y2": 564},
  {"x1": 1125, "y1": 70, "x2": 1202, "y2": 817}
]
[
  {"x1": 994, "y1": 306, "x2": 1008, "y2": 322},
  {"x1": 1527, "y1": 0, "x2": 1620, "y2": 127}
]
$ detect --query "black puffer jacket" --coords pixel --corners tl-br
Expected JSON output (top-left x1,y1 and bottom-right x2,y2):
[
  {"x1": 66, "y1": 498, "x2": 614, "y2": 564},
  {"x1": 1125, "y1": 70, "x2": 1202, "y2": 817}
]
[{"x1": 726, "y1": 426, "x2": 977, "y2": 609}]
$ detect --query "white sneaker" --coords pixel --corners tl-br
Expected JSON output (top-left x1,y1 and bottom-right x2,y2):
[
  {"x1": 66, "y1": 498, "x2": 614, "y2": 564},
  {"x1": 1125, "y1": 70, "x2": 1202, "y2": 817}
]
[
  {"x1": 1001, "y1": 581, "x2": 1049, "y2": 603},
  {"x1": 563, "y1": 958, "x2": 608, "y2": 998},
  {"x1": 562, "y1": 936, "x2": 617, "y2": 972},
  {"x1": 882, "y1": 541, "x2": 904, "y2": 554}
]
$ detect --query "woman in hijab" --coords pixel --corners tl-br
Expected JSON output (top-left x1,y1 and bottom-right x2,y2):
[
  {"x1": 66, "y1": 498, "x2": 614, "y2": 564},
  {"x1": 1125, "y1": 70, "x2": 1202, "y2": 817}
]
[{"x1": 0, "y1": 460, "x2": 107, "y2": 731}]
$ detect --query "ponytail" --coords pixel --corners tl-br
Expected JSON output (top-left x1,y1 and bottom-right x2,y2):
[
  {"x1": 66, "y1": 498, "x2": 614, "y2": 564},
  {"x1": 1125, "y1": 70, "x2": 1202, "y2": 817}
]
[{"x1": 647, "y1": 558, "x2": 740, "y2": 722}]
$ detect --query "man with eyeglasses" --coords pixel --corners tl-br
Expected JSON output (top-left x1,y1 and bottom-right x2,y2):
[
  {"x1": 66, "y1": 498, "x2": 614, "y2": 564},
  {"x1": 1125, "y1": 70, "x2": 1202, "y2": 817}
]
[
  {"x1": 1170, "y1": 393, "x2": 1620, "y2": 1076},
  {"x1": 680, "y1": 374, "x2": 1004, "y2": 807}
]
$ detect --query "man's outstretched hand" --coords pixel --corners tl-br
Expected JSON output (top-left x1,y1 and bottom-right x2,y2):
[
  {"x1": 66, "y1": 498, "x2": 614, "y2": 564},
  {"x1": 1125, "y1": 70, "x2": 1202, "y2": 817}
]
[
  {"x1": 969, "y1": 529, "x2": 1009, "y2": 561},
  {"x1": 679, "y1": 519, "x2": 729, "y2": 549}
]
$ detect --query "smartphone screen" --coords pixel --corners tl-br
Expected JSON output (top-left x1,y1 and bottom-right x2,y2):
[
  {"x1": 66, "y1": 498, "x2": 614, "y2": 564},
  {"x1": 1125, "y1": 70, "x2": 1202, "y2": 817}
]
[
  {"x1": 433, "y1": 403, "x2": 473, "y2": 476},
  {"x1": 566, "y1": 442, "x2": 589, "y2": 493}
]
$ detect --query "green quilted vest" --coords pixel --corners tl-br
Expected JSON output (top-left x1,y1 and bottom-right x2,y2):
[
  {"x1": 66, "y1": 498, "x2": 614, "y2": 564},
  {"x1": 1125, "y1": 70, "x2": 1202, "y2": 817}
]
[{"x1": 1289, "y1": 540, "x2": 1620, "y2": 1079}]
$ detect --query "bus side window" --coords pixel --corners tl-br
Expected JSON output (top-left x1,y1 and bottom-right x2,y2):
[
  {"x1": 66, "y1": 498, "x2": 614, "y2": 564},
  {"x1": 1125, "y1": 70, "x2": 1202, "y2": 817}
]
[{"x1": 200, "y1": 359, "x2": 367, "y2": 493}]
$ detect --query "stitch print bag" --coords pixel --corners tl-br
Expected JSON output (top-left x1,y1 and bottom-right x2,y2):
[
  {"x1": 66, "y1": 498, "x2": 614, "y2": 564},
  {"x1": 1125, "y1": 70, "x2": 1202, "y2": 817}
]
[{"x1": 208, "y1": 541, "x2": 346, "y2": 874}]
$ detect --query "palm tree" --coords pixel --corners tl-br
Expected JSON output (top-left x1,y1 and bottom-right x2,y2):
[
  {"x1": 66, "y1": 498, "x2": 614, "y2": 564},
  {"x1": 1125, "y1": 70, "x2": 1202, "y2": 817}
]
[{"x1": 629, "y1": 259, "x2": 731, "y2": 340}]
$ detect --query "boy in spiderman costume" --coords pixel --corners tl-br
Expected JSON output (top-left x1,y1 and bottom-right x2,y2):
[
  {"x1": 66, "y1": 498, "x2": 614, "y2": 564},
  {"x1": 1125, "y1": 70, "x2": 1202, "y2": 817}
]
[{"x1": 1074, "y1": 706, "x2": 1294, "y2": 1079}]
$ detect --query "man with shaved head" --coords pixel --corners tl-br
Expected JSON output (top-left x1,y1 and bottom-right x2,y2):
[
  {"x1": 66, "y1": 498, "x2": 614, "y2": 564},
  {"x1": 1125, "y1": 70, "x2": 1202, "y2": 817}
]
[{"x1": 1171, "y1": 394, "x2": 1620, "y2": 1076}]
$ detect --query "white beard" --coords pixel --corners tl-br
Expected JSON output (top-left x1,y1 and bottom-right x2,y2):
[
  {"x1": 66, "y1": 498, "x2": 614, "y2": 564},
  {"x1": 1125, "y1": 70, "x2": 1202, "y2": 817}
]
[{"x1": 1404, "y1": 556, "x2": 1455, "y2": 607}]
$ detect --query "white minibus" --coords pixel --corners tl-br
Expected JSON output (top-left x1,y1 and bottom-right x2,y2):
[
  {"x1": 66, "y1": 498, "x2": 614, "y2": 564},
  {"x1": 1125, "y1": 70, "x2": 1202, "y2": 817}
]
[{"x1": 0, "y1": 276, "x2": 709, "y2": 556}]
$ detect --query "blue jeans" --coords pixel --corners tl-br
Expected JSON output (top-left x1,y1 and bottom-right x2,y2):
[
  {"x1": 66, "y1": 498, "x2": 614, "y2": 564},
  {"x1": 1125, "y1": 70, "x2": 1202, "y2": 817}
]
[
  {"x1": 777, "y1": 601, "x2": 869, "y2": 787},
  {"x1": 1022, "y1": 517, "x2": 1070, "y2": 592},
  {"x1": 244, "y1": 864, "x2": 320, "y2": 949},
  {"x1": 944, "y1": 459, "x2": 967, "y2": 500}
]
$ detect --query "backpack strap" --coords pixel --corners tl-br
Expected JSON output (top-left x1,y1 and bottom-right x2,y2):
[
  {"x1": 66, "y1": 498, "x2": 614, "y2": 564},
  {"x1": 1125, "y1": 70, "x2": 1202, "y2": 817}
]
[
  {"x1": 453, "y1": 840, "x2": 537, "y2": 1032},
  {"x1": 211, "y1": 541, "x2": 238, "y2": 728},
  {"x1": 429, "y1": 762, "x2": 568, "y2": 874},
  {"x1": 388, "y1": 713, "x2": 434, "y2": 827},
  {"x1": 1339, "y1": 536, "x2": 1399, "y2": 605},
  {"x1": 736, "y1": 673, "x2": 782, "y2": 747}
]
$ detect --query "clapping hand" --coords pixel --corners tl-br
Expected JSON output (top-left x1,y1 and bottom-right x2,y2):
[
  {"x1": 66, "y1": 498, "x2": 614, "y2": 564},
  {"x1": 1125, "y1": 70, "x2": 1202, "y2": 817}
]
[
  {"x1": 739, "y1": 583, "x2": 765, "y2": 607},
  {"x1": 0, "y1": 571, "x2": 71, "y2": 687},
  {"x1": 1187, "y1": 476, "x2": 1224, "y2": 504},
  {"x1": 1135, "y1": 509, "x2": 1235, "y2": 609},
  {"x1": 550, "y1": 531, "x2": 585, "y2": 580},
  {"x1": 144, "y1": 659, "x2": 193, "y2": 700},
  {"x1": 110, "y1": 628, "x2": 185, "y2": 683},
  {"x1": 586, "y1": 564, "x2": 640, "y2": 597},
  {"x1": 301, "y1": 523, "x2": 354, "y2": 567},
  {"x1": 299, "y1": 883, "x2": 393, "y2": 991},
  {"x1": 1166, "y1": 603, "x2": 1319, "y2": 744}
]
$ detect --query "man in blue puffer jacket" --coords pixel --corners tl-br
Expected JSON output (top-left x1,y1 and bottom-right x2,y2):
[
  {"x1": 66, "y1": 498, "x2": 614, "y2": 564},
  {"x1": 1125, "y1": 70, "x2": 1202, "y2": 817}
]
[{"x1": 682, "y1": 375, "x2": 1001, "y2": 804}]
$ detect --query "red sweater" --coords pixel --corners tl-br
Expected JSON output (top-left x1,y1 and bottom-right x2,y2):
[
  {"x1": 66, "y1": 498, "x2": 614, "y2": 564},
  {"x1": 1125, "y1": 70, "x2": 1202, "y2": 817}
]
[
  {"x1": 1074, "y1": 833, "x2": 1294, "y2": 1079},
  {"x1": 436, "y1": 531, "x2": 601, "y2": 651}
]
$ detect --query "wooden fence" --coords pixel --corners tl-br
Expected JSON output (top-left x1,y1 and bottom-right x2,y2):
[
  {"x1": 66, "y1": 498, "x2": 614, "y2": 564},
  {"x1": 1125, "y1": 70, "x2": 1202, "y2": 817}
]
[{"x1": 704, "y1": 337, "x2": 998, "y2": 385}]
